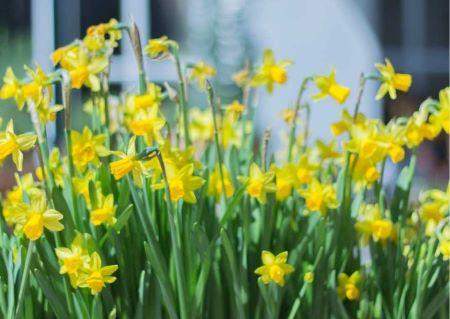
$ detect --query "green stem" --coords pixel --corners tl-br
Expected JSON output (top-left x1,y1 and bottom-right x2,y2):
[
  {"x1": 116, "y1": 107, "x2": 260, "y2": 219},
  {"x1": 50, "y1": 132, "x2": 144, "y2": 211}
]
[
  {"x1": 353, "y1": 73, "x2": 366, "y2": 118},
  {"x1": 206, "y1": 81, "x2": 227, "y2": 201},
  {"x1": 15, "y1": 241, "x2": 34, "y2": 318},
  {"x1": 288, "y1": 77, "x2": 311, "y2": 161},
  {"x1": 172, "y1": 45, "x2": 190, "y2": 146},
  {"x1": 155, "y1": 152, "x2": 189, "y2": 319}
]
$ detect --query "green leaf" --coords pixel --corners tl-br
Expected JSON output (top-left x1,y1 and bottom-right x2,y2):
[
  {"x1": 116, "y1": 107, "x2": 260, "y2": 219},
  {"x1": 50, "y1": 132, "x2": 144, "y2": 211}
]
[
  {"x1": 52, "y1": 187, "x2": 75, "y2": 244},
  {"x1": 33, "y1": 268, "x2": 69, "y2": 318},
  {"x1": 220, "y1": 185, "x2": 246, "y2": 227}
]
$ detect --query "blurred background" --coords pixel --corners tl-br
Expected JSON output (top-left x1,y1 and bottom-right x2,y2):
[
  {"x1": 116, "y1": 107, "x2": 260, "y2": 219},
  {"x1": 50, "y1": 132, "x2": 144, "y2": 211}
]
[{"x1": 0, "y1": 0, "x2": 448, "y2": 192}]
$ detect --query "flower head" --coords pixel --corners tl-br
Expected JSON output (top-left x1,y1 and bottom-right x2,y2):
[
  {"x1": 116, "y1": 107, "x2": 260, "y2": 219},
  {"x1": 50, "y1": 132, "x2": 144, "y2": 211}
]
[
  {"x1": 0, "y1": 120, "x2": 37, "y2": 171},
  {"x1": 298, "y1": 179, "x2": 339, "y2": 216},
  {"x1": 71, "y1": 127, "x2": 108, "y2": 172},
  {"x1": 144, "y1": 36, "x2": 173, "y2": 59},
  {"x1": 375, "y1": 59, "x2": 412, "y2": 100},
  {"x1": 90, "y1": 194, "x2": 117, "y2": 226},
  {"x1": 337, "y1": 271, "x2": 361, "y2": 301},
  {"x1": 254, "y1": 250, "x2": 294, "y2": 286},
  {"x1": 312, "y1": 68, "x2": 350, "y2": 104},
  {"x1": 239, "y1": 163, "x2": 276, "y2": 204},
  {"x1": 77, "y1": 252, "x2": 118, "y2": 295},
  {"x1": 190, "y1": 61, "x2": 216, "y2": 89},
  {"x1": 251, "y1": 49, "x2": 292, "y2": 94},
  {"x1": 355, "y1": 203, "x2": 395, "y2": 245}
]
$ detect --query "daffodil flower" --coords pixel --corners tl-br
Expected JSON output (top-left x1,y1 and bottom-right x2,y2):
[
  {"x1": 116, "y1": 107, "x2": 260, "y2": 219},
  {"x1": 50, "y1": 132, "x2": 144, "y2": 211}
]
[
  {"x1": 270, "y1": 163, "x2": 297, "y2": 201},
  {"x1": 12, "y1": 196, "x2": 64, "y2": 241},
  {"x1": 238, "y1": 163, "x2": 276, "y2": 204},
  {"x1": 0, "y1": 120, "x2": 37, "y2": 171},
  {"x1": 375, "y1": 59, "x2": 412, "y2": 100},
  {"x1": 55, "y1": 234, "x2": 90, "y2": 287},
  {"x1": 312, "y1": 68, "x2": 350, "y2": 104},
  {"x1": 430, "y1": 87, "x2": 450, "y2": 135},
  {"x1": 77, "y1": 252, "x2": 118, "y2": 295},
  {"x1": 298, "y1": 179, "x2": 339, "y2": 216},
  {"x1": 0, "y1": 67, "x2": 26, "y2": 109},
  {"x1": 254, "y1": 250, "x2": 294, "y2": 286},
  {"x1": 128, "y1": 106, "x2": 166, "y2": 145},
  {"x1": 190, "y1": 61, "x2": 216, "y2": 89},
  {"x1": 90, "y1": 194, "x2": 117, "y2": 226},
  {"x1": 71, "y1": 127, "x2": 109, "y2": 172},
  {"x1": 109, "y1": 136, "x2": 148, "y2": 187},
  {"x1": 337, "y1": 271, "x2": 361, "y2": 301},
  {"x1": 153, "y1": 163, "x2": 205, "y2": 203},
  {"x1": 144, "y1": 36, "x2": 173, "y2": 59},
  {"x1": 251, "y1": 49, "x2": 292, "y2": 94},
  {"x1": 355, "y1": 204, "x2": 395, "y2": 245}
]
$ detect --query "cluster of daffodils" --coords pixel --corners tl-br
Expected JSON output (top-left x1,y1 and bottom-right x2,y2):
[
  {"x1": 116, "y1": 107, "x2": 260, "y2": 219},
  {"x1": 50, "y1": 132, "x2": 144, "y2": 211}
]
[{"x1": 0, "y1": 19, "x2": 448, "y2": 318}]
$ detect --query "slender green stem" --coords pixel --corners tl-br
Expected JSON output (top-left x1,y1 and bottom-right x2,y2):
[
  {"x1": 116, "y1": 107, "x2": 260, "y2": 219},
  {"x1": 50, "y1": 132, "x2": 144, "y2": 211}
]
[
  {"x1": 15, "y1": 241, "x2": 34, "y2": 318},
  {"x1": 155, "y1": 152, "x2": 189, "y2": 319},
  {"x1": 288, "y1": 77, "x2": 311, "y2": 161},
  {"x1": 206, "y1": 81, "x2": 227, "y2": 201},
  {"x1": 172, "y1": 45, "x2": 190, "y2": 146}
]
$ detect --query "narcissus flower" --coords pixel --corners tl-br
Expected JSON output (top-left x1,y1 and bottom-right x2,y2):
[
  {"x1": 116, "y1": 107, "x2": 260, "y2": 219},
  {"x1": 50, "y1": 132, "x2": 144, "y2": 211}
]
[
  {"x1": 430, "y1": 87, "x2": 450, "y2": 135},
  {"x1": 77, "y1": 252, "x2": 118, "y2": 295},
  {"x1": 254, "y1": 250, "x2": 294, "y2": 286},
  {"x1": 251, "y1": 49, "x2": 292, "y2": 94},
  {"x1": 312, "y1": 68, "x2": 350, "y2": 104},
  {"x1": 153, "y1": 163, "x2": 205, "y2": 203},
  {"x1": 0, "y1": 67, "x2": 25, "y2": 109},
  {"x1": 418, "y1": 184, "x2": 449, "y2": 236},
  {"x1": 298, "y1": 179, "x2": 339, "y2": 216},
  {"x1": 127, "y1": 106, "x2": 165, "y2": 145},
  {"x1": 375, "y1": 59, "x2": 412, "y2": 100},
  {"x1": 337, "y1": 271, "x2": 361, "y2": 301},
  {"x1": 12, "y1": 196, "x2": 64, "y2": 240},
  {"x1": 355, "y1": 204, "x2": 395, "y2": 245},
  {"x1": 0, "y1": 120, "x2": 37, "y2": 171},
  {"x1": 144, "y1": 36, "x2": 173, "y2": 59},
  {"x1": 232, "y1": 65, "x2": 250, "y2": 87},
  {"x1": 225, "y1": 100, "x2": 246, "y2": 119},
  {"x1": 190, "y1": 61, "x2": 216, "y2": 89},
  {"x1": 270, "y1": 163, "x2": 297, "y2": 201},
  {"x1": 238, "y1": 163, "x2": 276, "y2": 204},
  {"x1": 109, "y1": 136, "x2": 148, "y2": 187},
  {"x1": 55, "y1": 234, "x2": 90, "y2": 287},
  {"x1": 71, "y1": 127, "x2": 109, "y2": 172},
  {"x1": 90, "y1": 194, "x2": 117, "y2": 226},
  {"x1": 207, "y1": 164, "x2": 234, "y2": 200}
]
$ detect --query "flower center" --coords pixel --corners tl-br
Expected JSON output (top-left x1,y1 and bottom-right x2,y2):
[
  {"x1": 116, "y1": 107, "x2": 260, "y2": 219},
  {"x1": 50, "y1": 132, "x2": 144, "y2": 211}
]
[
  {"x1": 170, "y1": 179, "x2": 185, "y2": 201},
  {"x1": 87, "y1": 271, "x2": 105, "y2": 294},
  {"x1": 24, "y1": 212, "x2": 44, "y2": 241},
  {"x1": 248, "y1": 180, "x2": 263, "y2": 197}
]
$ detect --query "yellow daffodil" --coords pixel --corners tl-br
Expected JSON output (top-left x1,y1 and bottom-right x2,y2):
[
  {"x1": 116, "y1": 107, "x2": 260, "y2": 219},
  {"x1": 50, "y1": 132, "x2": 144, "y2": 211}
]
[
  {"x1": 312, "y1": 68, "x2": 350, "y2": 104},
  {"x1": 304, "y1": 272, "x2": 314, "y2": 283},
  {"x1": 0, "y1": 120, "x2": 37, "y2": 171},
  {"x1": 418, "y1": 184, "x2": 449, "y2": 236},
  {"x1": 355, "y1": 204, "x2": 395, "y2": 245},
  {"x1": 153, "y1": 163, "x2": 205, "y2": 203},
  {"x1": 270, "y1": 163, "x2": 297, "y2": 201},
  {"x1": 0, "y1": 67, "x2": 26, "y2": 109},
  {"x1": 404, "y1": 107, "x2": 440, "y2": 148},
  {"x1": 71, "y1": 127, "x2": 108, "y2": 172},
  {"x1": 109, "y1": 136, "x2": 148, "y2": 187},
  {"x1": 207, "y1": 164, "x2": 234, "y2": 200},
  {"x1": 254, "y1": 250, "x2": 294, "y2": 286},
  {"x1": 298, "y1": 179, "x2": 339, "y2": 216},
  {"x1": 55, "y1": 234, "x2": 90, "y2": 287},
  {"x1": 375, "y1": 59, "x2": 412, "y2": 100},
  {"x1": 190, "y1": 61, "x2": 216, "y2": 89},
  {"x1": 315, "y1": 139, "x2": 340, "y2": 160},
  {"x1": 144, "y1": 36, "x2": 173, "y2": 59},
  {"x1": 131, "y1": 83, "x2": 163, "y2": 111},
  {"x1": 238, "y1": 163, "x2": 276, "y2": 204},
  {"x1": 330, "y1": 109, "x2": 369, "y2": 137},
  {"x1": 337, "y1": 271, "x2": 361, "y2": 301},
  {"x1": 90, "y1": 194, "x2": 116, "y2": 226},
  {"x1": 77, "y1": 252, "x2": 118, "y2": 295},
  {"x1": 225, "y1": 100, "x2": 246, "y2": 119},
  {"x1": 251, "y1": 49, "x2": 292, "y2": 94},
  {"x1": 281, "y1": 108, "x2": 296, "y2": 124},
  {"x1": 11, "y1": 196, "x2": 64, "y2": 241},
  {"x1": 295, "y1": 152, "x2": 319, "y2": 184},
  {"x1": 430, "y1": 87, "x2": 450, "y2": 135},
  {"x1": 53, "y1": 46, "x2": 108, "y2": 91},
  {"x1": 127, "y1": 106, "x2": 166, "y2": 145},
  {"x1": 84, "y1": 19, "x2": 122, "y2": 51}
]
